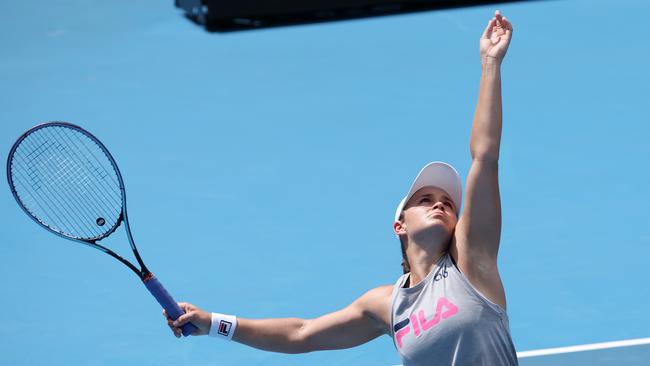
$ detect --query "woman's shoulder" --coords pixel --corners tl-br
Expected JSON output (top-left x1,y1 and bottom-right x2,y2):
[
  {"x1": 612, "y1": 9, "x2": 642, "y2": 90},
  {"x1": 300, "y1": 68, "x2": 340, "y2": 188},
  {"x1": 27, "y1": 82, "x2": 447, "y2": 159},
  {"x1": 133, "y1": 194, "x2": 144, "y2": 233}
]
[
  {"x1": 358, "y1": 285, "x2": 393, "y2": 304},
  {"x1": 356, "y1": 285, "x2": 394, "y2": 332}
]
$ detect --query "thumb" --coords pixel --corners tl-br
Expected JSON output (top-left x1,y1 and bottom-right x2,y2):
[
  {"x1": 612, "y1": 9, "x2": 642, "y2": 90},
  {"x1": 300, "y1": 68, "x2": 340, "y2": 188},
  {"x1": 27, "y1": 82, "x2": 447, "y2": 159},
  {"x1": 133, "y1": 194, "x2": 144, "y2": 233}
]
[
  {"x1": 177, "y1": 302, "x2": 195, "y2": 312},
  {"x1": 482, "y1": 18, "x2": 496, "y2": 39}
]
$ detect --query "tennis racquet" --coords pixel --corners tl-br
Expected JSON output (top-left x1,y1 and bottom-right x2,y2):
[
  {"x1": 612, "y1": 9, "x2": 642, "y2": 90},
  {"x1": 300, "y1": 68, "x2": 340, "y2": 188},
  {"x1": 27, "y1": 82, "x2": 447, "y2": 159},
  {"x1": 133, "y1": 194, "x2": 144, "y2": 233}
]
[{"x1": 6, "y1": 121, "x2": 198, "y2": 336}]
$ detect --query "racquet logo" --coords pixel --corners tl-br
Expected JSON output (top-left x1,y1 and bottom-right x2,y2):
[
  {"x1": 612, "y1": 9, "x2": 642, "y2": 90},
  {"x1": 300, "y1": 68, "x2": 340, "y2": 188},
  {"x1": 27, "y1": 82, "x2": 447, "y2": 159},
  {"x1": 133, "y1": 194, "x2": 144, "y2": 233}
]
[{"x1": 218, "y1": 320, "x2": 233, "y2": 336}]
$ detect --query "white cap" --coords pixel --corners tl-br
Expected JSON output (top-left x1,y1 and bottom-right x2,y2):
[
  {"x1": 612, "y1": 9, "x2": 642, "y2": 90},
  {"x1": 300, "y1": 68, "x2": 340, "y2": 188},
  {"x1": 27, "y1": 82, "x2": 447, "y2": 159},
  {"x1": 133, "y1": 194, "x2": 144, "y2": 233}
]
[{"x1": 394, "y1": 162, "x2": 462, "y2": 222}]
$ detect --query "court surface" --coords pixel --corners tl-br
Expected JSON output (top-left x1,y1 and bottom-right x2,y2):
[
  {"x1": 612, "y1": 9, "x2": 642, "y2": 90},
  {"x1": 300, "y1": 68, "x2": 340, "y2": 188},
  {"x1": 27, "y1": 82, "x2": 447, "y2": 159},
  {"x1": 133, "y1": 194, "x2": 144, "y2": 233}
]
[{"x1": 1, "y1": 1, "x2": 649, "y2": 365}]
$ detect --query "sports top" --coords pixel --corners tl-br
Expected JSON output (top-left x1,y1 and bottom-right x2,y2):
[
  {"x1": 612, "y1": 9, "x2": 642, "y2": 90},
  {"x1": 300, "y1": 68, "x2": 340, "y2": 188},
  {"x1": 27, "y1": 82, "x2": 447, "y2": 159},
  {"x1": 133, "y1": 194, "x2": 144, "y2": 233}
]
[{"x1": 389, "y1": 253, "x2": 518, "y2": 366}]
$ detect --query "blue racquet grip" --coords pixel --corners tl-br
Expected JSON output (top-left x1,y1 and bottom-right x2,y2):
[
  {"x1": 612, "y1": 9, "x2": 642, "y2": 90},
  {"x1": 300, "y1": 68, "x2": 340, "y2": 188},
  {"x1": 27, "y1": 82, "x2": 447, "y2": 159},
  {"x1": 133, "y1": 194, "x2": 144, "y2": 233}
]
[{"x1": 143, "y1": 274, "x2": 198, "y2": 337}]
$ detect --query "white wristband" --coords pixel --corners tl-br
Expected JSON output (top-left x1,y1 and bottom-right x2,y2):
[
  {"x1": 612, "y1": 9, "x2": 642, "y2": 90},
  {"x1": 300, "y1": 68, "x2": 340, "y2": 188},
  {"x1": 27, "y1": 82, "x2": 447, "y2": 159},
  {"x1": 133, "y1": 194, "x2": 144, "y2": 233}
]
[{"x1": 209, "y1": 313, "x2": 237, "y2": 340}]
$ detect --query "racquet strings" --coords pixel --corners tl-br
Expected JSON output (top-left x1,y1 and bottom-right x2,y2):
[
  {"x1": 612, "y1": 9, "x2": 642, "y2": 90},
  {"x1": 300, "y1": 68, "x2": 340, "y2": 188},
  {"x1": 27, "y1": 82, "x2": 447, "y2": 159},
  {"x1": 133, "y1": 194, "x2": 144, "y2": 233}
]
[{"x1": 9, "y1": 125, "x2": 122, "y2": 241}]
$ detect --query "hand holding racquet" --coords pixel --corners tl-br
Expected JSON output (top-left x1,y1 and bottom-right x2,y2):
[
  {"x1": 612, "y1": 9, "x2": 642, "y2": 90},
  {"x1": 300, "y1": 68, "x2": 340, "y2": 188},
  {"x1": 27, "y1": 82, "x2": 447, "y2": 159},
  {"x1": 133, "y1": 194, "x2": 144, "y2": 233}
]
[
  {"x1": 163, "y1": 302, "x2": 212, "y2": 338},
  {"x1": 6, "y1": 121, "x2": 198, "y2": 336}
]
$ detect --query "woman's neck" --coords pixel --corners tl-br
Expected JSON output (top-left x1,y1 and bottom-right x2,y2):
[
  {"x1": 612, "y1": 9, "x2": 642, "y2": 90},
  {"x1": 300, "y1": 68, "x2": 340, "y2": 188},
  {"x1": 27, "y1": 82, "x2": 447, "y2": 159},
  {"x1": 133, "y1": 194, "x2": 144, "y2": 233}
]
[
  {"x1": 405, "y1": 246, "x2": 447, "y2": 288},
  {"x1": 403, "y1": 226, "x2": 453, "y2": 287}
]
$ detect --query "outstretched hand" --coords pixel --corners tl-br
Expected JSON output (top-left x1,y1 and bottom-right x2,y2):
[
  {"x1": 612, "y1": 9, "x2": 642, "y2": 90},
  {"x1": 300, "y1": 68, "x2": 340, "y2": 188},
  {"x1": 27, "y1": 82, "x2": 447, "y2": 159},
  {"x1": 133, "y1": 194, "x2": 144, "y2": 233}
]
[
  {"x1": 480, "y1": 10, "x2": 513, "y2": 65},
  {"x1": 163, "y1": 302, "x2": 211, "y2": 337}
]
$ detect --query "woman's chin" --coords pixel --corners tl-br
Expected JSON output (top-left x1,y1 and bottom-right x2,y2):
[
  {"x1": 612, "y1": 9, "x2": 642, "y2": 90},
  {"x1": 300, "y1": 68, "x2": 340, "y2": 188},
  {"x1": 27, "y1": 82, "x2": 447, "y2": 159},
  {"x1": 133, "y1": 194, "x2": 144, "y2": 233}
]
[{"x1": 413, "y1": 223, "x2": 453, "y2": 241}]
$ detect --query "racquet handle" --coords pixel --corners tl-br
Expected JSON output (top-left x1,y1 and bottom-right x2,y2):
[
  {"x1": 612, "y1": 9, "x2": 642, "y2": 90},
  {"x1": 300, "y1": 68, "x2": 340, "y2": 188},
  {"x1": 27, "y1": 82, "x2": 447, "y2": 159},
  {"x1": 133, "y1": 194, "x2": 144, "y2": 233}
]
[{"x1": 143, "y1": 274, "x2": 199, "y2": 337}]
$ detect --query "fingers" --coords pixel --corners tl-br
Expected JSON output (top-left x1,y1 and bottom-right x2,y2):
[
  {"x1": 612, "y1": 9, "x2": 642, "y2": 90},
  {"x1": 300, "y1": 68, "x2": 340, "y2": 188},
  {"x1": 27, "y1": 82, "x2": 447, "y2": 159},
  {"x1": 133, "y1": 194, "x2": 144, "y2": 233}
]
[
  {"x1": 494, "y1": 9, "x2": 513, "y2": 33},
  {"x1": 163, "y1": 303, "x2": 194, "y2": 338},
  {"x1": 167, "y1": 318, "x2": 183, "y2": 338},
  {"x1": 501, "y1": 16, "x2": 513, "y2": 35},
  {"x1": 484, "y1": 10, "x2": 512, "y2": 43},
  {"x1": 162, "y1": 308, "x2": 182, "y2": 337},
  {"x1": 482, "y1": 10, "x2": 504, "y2": 40},
  {"x1": 162, "y1": 302, "x2": 194, "y2": 320},
  {"x1": 162, "y1": 302, "x2": 209, "y2": 338},
  {"x1": 495, "y1": 10, "x2": 502, "y2": 23},
  {"x1": 173, "y1": 311, "x2": 194, "y2": 327}
]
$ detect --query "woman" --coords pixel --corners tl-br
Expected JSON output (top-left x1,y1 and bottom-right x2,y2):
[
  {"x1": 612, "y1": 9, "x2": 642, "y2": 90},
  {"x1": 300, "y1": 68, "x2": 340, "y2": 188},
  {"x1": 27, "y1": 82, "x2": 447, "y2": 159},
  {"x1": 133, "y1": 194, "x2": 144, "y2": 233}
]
[{"x1": 165, "y1": 10, "x2": 516, "y2": 365}]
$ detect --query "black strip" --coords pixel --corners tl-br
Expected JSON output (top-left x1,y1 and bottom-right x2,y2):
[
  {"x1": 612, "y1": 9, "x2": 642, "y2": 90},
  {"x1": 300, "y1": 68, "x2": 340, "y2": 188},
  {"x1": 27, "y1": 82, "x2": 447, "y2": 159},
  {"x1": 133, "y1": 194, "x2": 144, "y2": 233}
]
[{"x1": 393, "y1": 317, "x2": 410, "y2": 333}]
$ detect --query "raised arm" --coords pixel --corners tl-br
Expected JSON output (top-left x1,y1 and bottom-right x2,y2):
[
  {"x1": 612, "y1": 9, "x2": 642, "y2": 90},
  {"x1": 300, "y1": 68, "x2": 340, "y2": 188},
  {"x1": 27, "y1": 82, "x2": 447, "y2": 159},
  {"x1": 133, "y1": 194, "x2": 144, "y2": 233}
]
[
  {"x1": 452, "y1": 11, "x2": 513, "y2": 309},
  {"x1": 165, "y1": 285, "x2": 392, "y2": 353}
]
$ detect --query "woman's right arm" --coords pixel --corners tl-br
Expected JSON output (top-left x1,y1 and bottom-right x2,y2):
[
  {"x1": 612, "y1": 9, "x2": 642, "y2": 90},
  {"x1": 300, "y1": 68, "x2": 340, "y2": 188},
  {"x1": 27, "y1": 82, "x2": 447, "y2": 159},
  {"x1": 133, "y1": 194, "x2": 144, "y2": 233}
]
[{"x1": 166, "y1": 285, "x2": 393, "y2": 354}]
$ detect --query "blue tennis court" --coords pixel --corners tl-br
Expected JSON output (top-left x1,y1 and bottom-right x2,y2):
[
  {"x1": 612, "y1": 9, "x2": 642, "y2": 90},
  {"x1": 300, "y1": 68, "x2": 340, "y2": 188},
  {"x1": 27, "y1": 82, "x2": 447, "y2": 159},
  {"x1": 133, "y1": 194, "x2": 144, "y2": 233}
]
[{"x1": 1, "y1": 1, "x2": 649, "y2": 365}]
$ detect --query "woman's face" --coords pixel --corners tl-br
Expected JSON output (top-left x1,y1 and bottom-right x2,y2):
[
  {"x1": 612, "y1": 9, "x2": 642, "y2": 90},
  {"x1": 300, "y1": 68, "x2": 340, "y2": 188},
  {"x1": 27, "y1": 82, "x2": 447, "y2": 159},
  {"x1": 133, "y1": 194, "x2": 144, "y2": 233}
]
[{"x1": 400, "y1": 186, "x2": 458, "y2": 240}]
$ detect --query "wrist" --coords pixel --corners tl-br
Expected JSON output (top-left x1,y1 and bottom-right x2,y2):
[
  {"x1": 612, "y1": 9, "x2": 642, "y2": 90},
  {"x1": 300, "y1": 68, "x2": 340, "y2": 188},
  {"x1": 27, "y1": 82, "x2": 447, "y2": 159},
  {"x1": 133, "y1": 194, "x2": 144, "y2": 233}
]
[
  {"x1": 481, "y1": 59, "x2": 502, "y2": 77},
  {"x1": 481, "y1": 56, "x2": 502, "y2": 69},
  {"x1": 209, "y1": 312, "x2": 238, "y2": 340}
]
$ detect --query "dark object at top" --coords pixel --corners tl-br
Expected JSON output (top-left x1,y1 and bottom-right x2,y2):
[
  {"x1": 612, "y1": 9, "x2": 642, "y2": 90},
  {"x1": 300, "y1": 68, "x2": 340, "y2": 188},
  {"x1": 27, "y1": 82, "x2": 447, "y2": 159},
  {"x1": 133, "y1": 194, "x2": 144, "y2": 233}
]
[{"x1": 175, "y1": 0, "x2": 524, "y2": 32}]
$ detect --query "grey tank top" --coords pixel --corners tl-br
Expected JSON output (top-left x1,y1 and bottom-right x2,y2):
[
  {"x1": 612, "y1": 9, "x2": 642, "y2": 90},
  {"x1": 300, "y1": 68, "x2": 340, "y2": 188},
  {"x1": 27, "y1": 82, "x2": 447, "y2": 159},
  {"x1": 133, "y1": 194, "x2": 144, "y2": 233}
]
[{"x1": 390, "y1": 253, "x2": 518, "y2": 366}]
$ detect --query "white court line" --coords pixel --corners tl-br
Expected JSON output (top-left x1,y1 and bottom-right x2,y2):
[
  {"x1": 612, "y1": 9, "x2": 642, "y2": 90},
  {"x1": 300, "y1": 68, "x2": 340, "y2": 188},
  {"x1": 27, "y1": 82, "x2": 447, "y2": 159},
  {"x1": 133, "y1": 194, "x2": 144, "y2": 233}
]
[
  {"x1": 390, "y1": 337, "x2": 650, "y2": 365},
  {"x1": 517, "y1": 337, "x2": 650, "y2": 358}
]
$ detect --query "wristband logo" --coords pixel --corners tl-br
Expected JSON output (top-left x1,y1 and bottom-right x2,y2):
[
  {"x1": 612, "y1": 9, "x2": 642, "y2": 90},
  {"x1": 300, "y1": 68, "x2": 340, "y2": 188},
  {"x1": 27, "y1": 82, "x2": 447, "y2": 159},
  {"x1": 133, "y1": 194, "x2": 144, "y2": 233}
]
[
  {"x1": 218, "y1": 320, "x2": 233, "y2": 336},
  {"x1": 393, "y1": 297, "x2": 459, "y2": 349}
]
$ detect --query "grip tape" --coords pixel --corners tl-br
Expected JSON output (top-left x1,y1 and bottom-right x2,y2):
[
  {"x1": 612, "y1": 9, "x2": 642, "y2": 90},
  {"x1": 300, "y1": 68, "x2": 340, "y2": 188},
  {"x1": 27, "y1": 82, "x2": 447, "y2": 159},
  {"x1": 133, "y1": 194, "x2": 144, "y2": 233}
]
[{"x1": 143, "y1": 274, "x2": 198, "y2": 336}]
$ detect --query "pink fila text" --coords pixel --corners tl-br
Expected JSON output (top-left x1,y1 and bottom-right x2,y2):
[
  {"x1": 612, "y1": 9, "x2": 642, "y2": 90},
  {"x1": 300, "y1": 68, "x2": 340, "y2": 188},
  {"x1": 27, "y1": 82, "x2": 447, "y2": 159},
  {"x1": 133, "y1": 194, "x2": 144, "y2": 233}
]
[{"x1": 394, "y1": 297, "x2": 459, "y2": 349}]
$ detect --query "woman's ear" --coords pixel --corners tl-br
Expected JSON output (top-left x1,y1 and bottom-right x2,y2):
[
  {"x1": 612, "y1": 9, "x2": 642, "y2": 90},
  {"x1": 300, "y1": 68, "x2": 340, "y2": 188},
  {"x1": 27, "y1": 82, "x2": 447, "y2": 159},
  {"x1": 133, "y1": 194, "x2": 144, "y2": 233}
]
[{"x1": 393, "y1": 219, "x2": 406, "y2": 235}]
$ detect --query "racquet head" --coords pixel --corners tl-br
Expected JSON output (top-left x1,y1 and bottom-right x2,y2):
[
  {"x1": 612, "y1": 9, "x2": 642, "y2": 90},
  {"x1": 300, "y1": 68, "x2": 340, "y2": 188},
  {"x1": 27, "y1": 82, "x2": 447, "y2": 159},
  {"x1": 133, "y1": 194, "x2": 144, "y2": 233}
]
[{"x1": 7, "y1": 122, "x2": 125, "y2": 242}]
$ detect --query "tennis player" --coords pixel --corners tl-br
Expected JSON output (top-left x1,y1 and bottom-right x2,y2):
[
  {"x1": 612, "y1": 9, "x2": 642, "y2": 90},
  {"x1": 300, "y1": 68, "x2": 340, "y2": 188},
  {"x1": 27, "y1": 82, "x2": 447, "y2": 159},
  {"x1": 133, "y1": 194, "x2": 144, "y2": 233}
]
[{"x1": 165, "y1": 10, "x2": 516, "y2": 365}]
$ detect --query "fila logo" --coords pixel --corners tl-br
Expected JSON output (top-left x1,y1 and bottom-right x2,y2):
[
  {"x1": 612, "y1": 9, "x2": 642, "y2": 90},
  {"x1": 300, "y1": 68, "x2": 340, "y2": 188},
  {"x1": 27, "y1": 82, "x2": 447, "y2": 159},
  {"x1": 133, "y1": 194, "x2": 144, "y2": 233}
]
[
  {"x1": 218, "y1": 320, "x2": 233, "y2": 336},
  {"x1": 393, "y1": 297, "x2": 459, "y2": 349}
]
